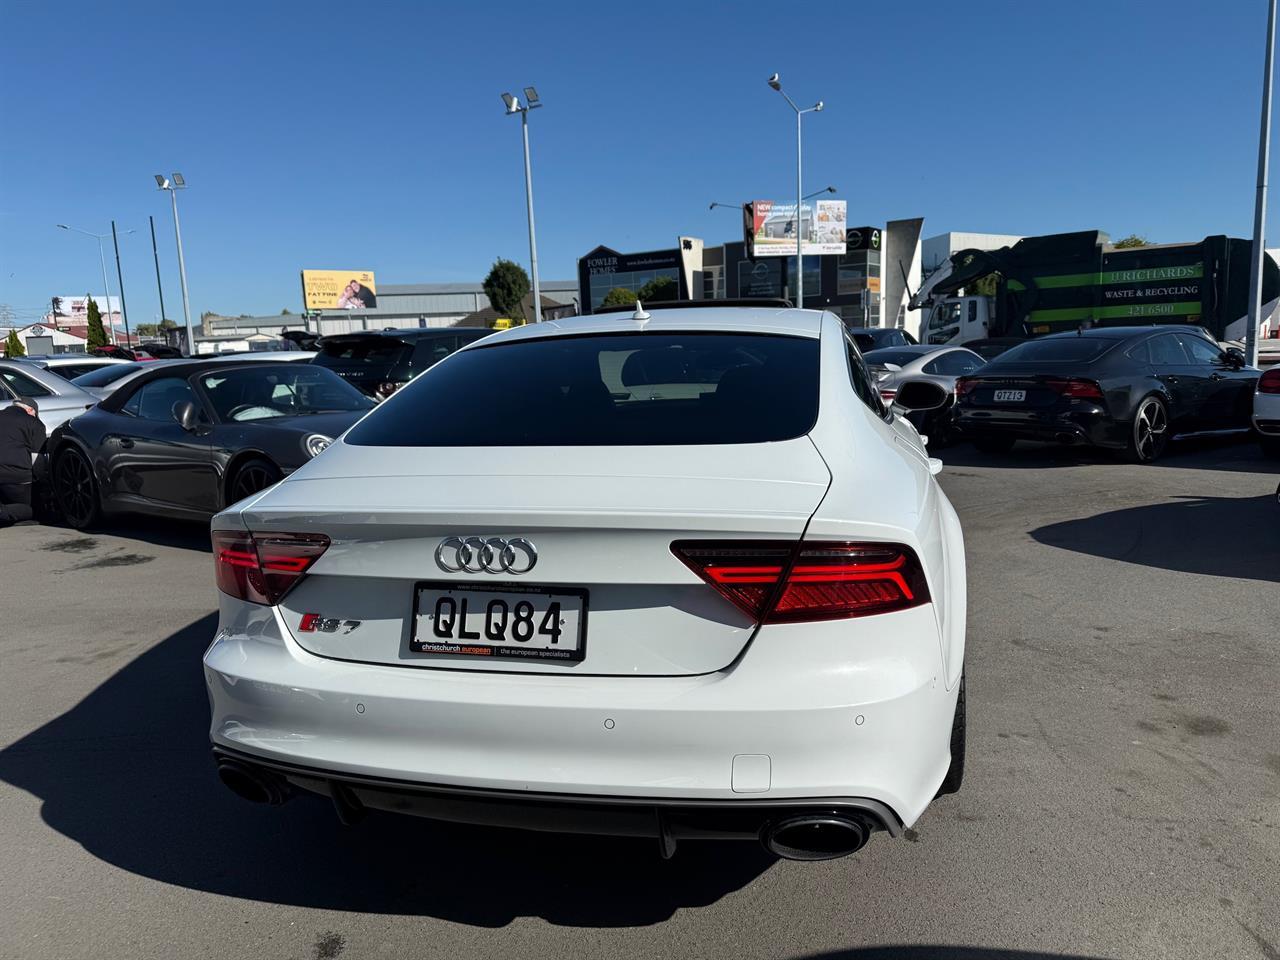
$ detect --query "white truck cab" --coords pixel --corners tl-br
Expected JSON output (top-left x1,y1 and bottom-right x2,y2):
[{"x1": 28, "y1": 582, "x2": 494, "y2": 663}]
[{"x1": 921, "y1": 295, "x2": 991, "y2": 345}]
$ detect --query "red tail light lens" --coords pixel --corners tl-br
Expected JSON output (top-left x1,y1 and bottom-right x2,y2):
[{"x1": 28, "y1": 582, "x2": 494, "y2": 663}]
[
  {"x1": 1044, "y1": 377, "x2": 1104, "y2": 401},
  {"x1": 213, "y1": 530, "x2": 330, "y2": 605},
  {"x1": 1259, "y1": 368, "x2": 1280, "y2": 394},
  {"x1": 955, "y1": 377, "x2": 978, "y2": 398},
  {"x1": 672, "y1": 540, "x2": 930, "y2": 623}
]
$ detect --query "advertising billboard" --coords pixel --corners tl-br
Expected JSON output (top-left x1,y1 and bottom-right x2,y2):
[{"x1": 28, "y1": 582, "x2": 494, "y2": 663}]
[
  {"x1": 301, "y1": 270, "x2": 377, "y2": 310},
  {"x1": 747, "y1": 200, "x2": 847, "y2": 257}
]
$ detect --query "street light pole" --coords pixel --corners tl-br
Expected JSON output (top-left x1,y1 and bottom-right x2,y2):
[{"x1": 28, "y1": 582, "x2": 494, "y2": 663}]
[
  {"x1": 503, "y1": 88, "x2": 544, "y2": 323},
  {"x1": 156, "y1": 174, "x2": 194, "y2": 354},
  {"x1": 1247, "y1": 0, "x2": 1277, "y2": 366},
  {"x1": 767, "y1": 74, "x2": 823, "y2": 310},
  {"x1": 149, "y1": 215, "x2": 168, "y2": 338},
  {"x1": 57, "y1": 223, "x2": 117, "y2": 346}
]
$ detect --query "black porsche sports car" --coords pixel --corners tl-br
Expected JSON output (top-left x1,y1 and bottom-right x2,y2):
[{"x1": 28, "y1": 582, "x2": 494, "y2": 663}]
[
  {"x1": 46, "y1": 359, "x2": 375, "y2": 528},
  {"x1": 953, "y1": 326, "x2": 1258, "y2": 463}
]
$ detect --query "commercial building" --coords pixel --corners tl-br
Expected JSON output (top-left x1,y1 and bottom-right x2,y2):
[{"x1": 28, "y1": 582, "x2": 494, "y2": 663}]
[
  {"x1": 577, "y1": 216, "x2": 925, "y2": 330},
  {"x1": 197, "y1": 279, "x2": 578, "y2": 351}
]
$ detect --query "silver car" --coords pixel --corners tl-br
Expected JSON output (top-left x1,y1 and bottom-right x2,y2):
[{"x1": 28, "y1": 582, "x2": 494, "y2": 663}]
[
  {"x1": 0, "y1": 360, "x2": 99, "y2": 432},
  {"x1": 863, "y1": 345, "x2": 986, "y2": 404}
]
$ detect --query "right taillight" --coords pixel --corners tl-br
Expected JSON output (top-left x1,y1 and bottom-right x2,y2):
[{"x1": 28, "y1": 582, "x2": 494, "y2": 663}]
[
  {"x1": 672, "y1": 540, "x2": 930, "y2": 623},
  {"x1": 213, "y1": 530, "x2": 330, "y2": 605},
  {"x1": 1044, "y1": 377, "x2": 1105, "y2": 401},
  {"x1": 1259, "y1": 368, "x2": 1280, "y2": 394}
]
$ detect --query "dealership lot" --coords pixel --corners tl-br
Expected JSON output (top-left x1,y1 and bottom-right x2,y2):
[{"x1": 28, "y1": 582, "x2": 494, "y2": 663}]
[{"x1": 1, "y1": 440, "x2": 1277, "y2": 960}]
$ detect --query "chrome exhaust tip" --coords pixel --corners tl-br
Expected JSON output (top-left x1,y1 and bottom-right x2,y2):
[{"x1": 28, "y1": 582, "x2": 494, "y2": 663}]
[{"x1": 762, "y1": 814, "x2": 872, "y2": 861}]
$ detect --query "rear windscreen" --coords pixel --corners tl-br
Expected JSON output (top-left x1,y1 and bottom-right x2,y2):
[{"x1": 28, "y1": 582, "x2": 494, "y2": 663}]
[
  {"x1": 346, "y1": 332, "x2": 820, "y2": 446},
  {"x1": 314, "y1": 339, "x2": 410, "y2": 366},
  {"x1": 992, "y1": 338, "x2": 1117, "y2": 364},
  {"x1": 70, "y1": 363, "x2": 144, "y2": 387}
]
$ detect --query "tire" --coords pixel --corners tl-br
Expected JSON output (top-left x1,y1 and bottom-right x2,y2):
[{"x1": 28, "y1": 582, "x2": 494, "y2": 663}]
[
  {"x1": 227, "y1": 457, "x2": 282, "y2": 506},
  {"x1": 937, "y1": 672, "x2": 966, "y2": 797},
  {"x1": 1124, "y1": 394, "x2": 1170, "y2": 463},
  {"x1": 53, "y1": 447, "x2": 101, "y2": 530},
  {"x1": 1260, "y1": 434, "x2": 1280, "y2": 459},
  {"x1": 973, "y1": 436, "x2": 1015, "y2": 455}
]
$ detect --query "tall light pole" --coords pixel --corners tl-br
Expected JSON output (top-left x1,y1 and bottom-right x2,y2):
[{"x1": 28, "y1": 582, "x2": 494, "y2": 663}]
[
  {"x1": 149, "y1": 215, "x2": 168, "y2": 339},
  {"x1": 767, "y1": 74, "x2": 823, "y2": 308},
  {"x1": 502, "y1": 87, "x2": 543, "y2": 323},
  {"x1": 155, "y1": 173, "x2": 194, "y2": 354},
  {"x1": 56, "y1": 223, "x2": 118, "y2": 345},
  {"x1": 1247, "y1": 0, "x2": 1277, "y2": 366}
]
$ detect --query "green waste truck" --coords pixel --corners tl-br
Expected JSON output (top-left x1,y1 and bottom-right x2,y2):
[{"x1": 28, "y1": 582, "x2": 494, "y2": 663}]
[{"x1": 910, "y1": 230, "x2": 1279, "y2": 345}]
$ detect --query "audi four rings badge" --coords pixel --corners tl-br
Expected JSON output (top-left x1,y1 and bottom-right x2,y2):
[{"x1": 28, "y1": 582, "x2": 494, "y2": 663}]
[{"x1": 436, "y1": 537, "x2": 538, "y2": 575}]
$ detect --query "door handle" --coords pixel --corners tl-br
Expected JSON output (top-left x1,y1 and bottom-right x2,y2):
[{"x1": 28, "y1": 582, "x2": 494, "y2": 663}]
[
  {"x1": 1210, "y1": 372, "x2": 1224, "y2": 381},
  {"x1": 119, "y1": 438, "x2": 135, "y2": 449},
  {"x1": 1164, "y1": 376, "x2": 1179, "y2": 384}
]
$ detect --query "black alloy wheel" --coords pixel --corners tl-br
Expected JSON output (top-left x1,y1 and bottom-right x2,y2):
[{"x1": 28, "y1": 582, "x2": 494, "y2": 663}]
[
  {"x1": 228, "y1": 458, "x2": 282, "y2": 505},
  {"x1": 1127, "y1": 395, "x2": 1169, "y2": 463},
  {"x1": 54, "y1": 448, "x2": 100, "y2": 530}
]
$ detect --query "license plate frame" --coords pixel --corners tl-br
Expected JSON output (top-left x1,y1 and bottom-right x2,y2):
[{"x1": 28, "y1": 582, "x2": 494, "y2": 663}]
[
  {"x1": 410, "y1": 581, "x2": 588, "y2": 662},
  {"x1": 993, "y1": 389, "x2": 1027, "y2": 402}
]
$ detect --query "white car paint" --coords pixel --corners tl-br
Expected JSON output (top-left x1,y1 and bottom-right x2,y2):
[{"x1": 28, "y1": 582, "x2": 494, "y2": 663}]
[
  {"x1": 1254, "y1": 366, "x2": 1280, "y2": 454},
  {"x1": 204, "y1": 307, "x2": 967, "y2": 856}
]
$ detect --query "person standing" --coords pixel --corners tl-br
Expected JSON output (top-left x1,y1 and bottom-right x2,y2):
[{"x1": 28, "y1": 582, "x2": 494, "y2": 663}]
[{"x1": 0, "y1": 398, "x2": 46, "y2": 526}]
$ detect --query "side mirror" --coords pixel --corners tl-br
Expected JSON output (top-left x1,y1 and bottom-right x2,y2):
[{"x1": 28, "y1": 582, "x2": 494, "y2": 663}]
[
  {"x1": 1223, "y1": 347, "x2": 1246, "y2": 369},
  {"x1": 172, "y1": 399, "x2": 199, "y2": 432},
  {"x1": 892, "y1": 379, "x2": 951, "y2": 412}
]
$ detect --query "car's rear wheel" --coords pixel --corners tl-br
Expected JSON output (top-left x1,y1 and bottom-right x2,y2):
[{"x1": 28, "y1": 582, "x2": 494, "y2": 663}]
[
  {"x1": 937, "y1": 671, "x2": 966, "y2": 796},
  {"x1": 973, "y1": 436, "x2": 1015, "y2": 455},
  {"x1": 54, "y1": 447, "x2": 100, "y2": 530},
  {"x1": 228, "y1": 458, "x2": 282, "y2": 506},
  {"x1": 1125, "y1": 394, "x2": 1169, "y2": 463}
]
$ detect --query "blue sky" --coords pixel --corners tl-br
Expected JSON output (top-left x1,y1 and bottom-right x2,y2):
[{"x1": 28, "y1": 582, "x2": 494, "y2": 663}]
[{"x1": 1, "y1": 0, "x2": 1277, "y2": 325}]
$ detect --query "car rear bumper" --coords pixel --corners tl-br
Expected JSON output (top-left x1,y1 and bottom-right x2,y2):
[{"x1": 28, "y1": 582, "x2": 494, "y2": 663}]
[
  {"x1": 204, "y1": 596, "x2": 957, "y2": 832},
  {"x1": 955, "y1": 403, "x2": 1123, "y2": 448},
  {"x1": 1254, "y1": 392, "x2": 1280, "y2": 435}
]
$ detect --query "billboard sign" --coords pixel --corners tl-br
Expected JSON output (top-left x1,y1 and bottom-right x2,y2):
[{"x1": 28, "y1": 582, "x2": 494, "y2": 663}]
[
  {"x1": 747, "y1": 200, "x2": 847, "y2": 257},
  {"x1": 301, "y1": 270, "x2": 377, "y2": 310}
]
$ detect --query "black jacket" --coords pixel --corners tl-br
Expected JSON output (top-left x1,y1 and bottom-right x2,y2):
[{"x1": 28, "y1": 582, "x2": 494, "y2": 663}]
[{"x1": 0, "y1": 406, "x2": 46, "y2": 484}]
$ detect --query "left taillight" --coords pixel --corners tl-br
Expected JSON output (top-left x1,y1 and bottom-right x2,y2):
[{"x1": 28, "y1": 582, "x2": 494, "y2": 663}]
[
  {"x1": 672, "y1": 540, "x2": 931, "y2": 623},
  {"x1": 213, "y1": 530, "x2": 330, "y2": 605}
]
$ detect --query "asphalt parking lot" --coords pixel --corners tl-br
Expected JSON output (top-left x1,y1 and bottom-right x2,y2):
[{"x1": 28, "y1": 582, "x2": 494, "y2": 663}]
[{"x1": 1, "y1": 439, "x2": 1278, "y2": 960}]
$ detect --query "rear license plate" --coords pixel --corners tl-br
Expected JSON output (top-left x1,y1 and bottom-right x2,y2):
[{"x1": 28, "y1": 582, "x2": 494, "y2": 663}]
[
  {"x1": 993, "y1": 389, "x2": 1026, "y2": 402},
  {"x1": 411, "y1": 582, "x2": 587, "y2": 662}
]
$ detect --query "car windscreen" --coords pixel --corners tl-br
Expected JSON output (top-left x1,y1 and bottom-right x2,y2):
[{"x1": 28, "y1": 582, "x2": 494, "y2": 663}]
[
  {"x1": 199, "y1": 366, "x2": 375, "y2": 422},
  {"x1": 863, "y1": 349, "x2": 923, "y2": 367},
  {"x1": 346, "y1": 332, "x2": 820, "y2": 446},
  {"x1": 71, "y1": 363, "x2": 145, "y2": 387},
  {"x1": 991, "y1": 338, "x2": 1118, "y2": 364}
]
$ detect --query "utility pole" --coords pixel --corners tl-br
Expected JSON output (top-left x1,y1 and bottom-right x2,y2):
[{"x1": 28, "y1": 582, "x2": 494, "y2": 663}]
[
  {"x1": 149, "y1": 215, "x2": 168, "y2": 338},
  {"x1": 1247, "y1": 0, "x2": 1277, "y2": 365},
  {"x1": 111, "y1": 220, "x2": 131, "y2": 346}
]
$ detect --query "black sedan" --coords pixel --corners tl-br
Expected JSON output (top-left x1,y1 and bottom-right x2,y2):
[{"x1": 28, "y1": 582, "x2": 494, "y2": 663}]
[
  {"x1": 47, "y1": 360, "x2": 375, "y2": 528},
  {"x1": 953, "y1": 326, "x2": 1258, "y2": 463}
]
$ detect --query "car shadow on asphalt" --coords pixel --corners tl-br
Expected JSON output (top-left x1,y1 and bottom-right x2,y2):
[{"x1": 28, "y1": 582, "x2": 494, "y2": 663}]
[
  {"x1": 1031, "y1": 494, "x2": 1280, "y2": 581},
  {"x1": 0, "y1": 613, "x2": 773, "y2": 926},
  {"x1": 798, "y1": 949, "x2": 1112, "y2": 959},
  {"x1": 940, "y1": 435, "x2": 1279, "y2": 473},
  {"x1": 35, "y1": 513, "x2": 212, "y2": 553}
]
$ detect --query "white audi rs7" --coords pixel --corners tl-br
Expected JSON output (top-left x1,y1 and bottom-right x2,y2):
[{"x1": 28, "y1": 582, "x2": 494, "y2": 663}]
[{"x1": 204, "y1": 305, "x2": 967, "y2": 861}]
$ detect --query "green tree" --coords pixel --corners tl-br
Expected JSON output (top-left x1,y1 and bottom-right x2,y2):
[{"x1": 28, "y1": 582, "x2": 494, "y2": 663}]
[
  {"x1": 281, "y1": 308, "x2": 293, "y2": 315},
  {"x1": 483, "y1": 258, "x2": 531, "y2": 319},
  {"x1": 637, "y1": 276, "x2": 678, "y2": 303},
  {"x1": 134, "y1": 323, "x2": 159, "y2": 337},
  {"x1": 1112, "y1": 234, "x2": 1148, "y2": 248},
  {"x1": 5, "y1": 329, "x2": 24, "y2": 357},
  {"x1": 85, "y1": 297, "x2": 108, "y2": 349},
  {"x1": 600, "y1": 287, "x2": 638, "y2": 308}
]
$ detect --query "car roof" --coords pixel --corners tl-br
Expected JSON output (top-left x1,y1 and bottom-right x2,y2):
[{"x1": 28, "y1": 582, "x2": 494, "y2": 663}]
[
  {"x1": 1038, "y1": 325, "x2": 1204, "y2": 341},
  {"x1": 864, "y1": 345, "x2": 941, "y2": 358},
  {"x1": 318, "y1": 327, "x2": 492, "y2": 343},
  {"x1": 480, "y1": 306, "x2": 824, "y2": 344}
]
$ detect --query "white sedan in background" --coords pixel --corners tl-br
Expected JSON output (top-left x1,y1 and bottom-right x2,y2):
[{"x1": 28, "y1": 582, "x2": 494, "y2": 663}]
[
  {"x1": 1255, "y1": 366, "x2": 1280, "y2": 457},
  {"x1": 204, "y1": 306, "x2": 967, "y2": 861}
]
